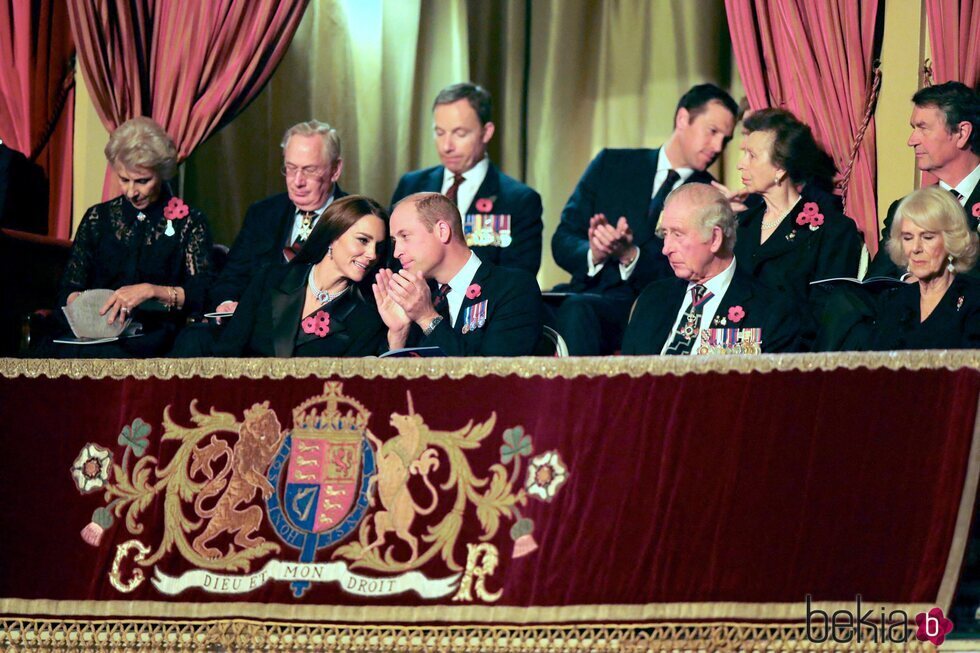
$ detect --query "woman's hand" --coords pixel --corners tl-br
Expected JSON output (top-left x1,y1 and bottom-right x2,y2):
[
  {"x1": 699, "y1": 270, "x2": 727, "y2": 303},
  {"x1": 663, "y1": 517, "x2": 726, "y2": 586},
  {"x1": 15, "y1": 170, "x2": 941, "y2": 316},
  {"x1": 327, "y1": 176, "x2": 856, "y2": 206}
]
[
  {"x1": 373, "y1": 269, "x2": 412, "y2": 337},
  {"x1": 711, "y1": 181, "x2": 751, "y2": 213},
  {"x1": 66, "y1": 292, "x2": 82, "y2": 305},
  {"x1": 100, "y1": 283, "x2": 158, "y2": 325}
]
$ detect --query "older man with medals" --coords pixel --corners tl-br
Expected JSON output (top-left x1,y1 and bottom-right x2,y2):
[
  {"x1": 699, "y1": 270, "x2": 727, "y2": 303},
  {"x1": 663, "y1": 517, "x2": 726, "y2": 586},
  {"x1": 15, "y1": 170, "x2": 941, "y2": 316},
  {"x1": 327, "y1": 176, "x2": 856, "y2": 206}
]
[{"x1": 622, "y1": 183, "x2": 803, "y2": 355}]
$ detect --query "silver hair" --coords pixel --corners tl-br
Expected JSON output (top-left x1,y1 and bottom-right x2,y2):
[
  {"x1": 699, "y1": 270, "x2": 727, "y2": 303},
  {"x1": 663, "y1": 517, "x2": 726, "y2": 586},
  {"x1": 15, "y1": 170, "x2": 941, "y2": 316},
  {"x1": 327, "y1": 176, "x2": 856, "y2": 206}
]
[
  {"x1": 660, "y1": 182, "x2": 737, "y2": 252},
  {"x1": 280, "y1": 120, "x2": 341, "y2": 163},
  {"x1": 104, "y1": 117, "x2": 178, "y2": 180}
]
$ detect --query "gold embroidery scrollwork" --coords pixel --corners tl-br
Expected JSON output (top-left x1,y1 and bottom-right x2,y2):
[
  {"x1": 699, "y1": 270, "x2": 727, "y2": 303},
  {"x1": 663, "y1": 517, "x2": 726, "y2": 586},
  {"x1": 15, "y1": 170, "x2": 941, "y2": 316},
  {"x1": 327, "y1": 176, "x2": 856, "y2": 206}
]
[{"x1": 109, "y1": 539, "x2": 151, "y2": 593}]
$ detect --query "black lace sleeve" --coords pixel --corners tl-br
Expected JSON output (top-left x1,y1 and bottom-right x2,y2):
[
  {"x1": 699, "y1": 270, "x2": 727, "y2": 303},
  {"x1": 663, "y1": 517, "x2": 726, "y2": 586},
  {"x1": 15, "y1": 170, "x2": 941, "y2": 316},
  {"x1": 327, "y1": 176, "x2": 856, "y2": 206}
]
[
  {"x1": 179, "y1": 208, "x2": 214, "y2": 314},
  {"x1": 56, "y1": 203, "x2": 102, "y2": 307}
]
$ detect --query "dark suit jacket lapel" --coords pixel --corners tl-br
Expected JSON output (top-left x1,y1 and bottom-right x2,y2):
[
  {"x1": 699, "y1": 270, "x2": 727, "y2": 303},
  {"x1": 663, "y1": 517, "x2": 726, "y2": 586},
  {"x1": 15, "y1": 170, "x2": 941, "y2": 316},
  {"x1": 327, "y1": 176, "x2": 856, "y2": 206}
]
[
  {"x1": 269, "y1": 265, "x2": 308, "y2": 357},
  {"x1": 275, "y1": 196, "x2": 298, "y2": 251},
  {"x1": 650, "y1": 280, "x2": 688, "y2": 353},
  {"x1": 965, "y1": 182, "x2": 980, "y2": 228},
  {"x1": 746, "y1": 199, "x2": 811, "y2": 269},
  {"x1": 629, "y1": 149, "x2": 662, "y2": 247},
  {"x1": 463, "y1": 163, "x2": 501, "y2": 216},
  {"x1": 453, "y1": 262, "x2": 492, "y2": 330},
  {"x1": 714, "y1": 270, "x2": 755, "y2": 321}
]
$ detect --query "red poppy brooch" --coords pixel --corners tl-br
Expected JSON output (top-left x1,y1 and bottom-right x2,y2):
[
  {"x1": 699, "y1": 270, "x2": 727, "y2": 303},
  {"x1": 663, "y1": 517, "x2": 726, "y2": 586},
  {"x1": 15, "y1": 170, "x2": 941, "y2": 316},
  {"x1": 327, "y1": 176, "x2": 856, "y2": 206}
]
[
  {"x1": 301, "y1": 310, "x2": 331, "y2": 337},
  {"x1": 795, "y1": 202, "x2": 824, "y2": 231}
]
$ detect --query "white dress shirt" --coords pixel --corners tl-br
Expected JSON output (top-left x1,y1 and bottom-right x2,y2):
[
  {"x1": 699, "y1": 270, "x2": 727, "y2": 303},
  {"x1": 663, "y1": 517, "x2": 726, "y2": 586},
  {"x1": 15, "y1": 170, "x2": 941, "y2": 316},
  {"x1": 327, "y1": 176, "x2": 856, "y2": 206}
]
[
  {"x1": 587, "y1": 147, "x2": 694, "y2": 280},
  {"x1": 442, "y1": 251, "x2": 482, "y2": 325},
  {"x1": 442, "y1": 157, "x2": 490, "y2": 215},
  {"x1": 939, "y1": 162, "x2": 980, "y2": 207},
  {"x1": 288, "y1": 191, "x2": 337, "y2": 246},
  {"x1": 660, "y1": 257, "x2": 737, "y2": 356}
]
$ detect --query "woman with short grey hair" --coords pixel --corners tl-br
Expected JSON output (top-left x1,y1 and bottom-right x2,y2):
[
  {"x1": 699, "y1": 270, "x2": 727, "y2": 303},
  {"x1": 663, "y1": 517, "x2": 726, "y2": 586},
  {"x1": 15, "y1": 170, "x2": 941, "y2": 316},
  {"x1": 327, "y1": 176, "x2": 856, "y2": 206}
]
[
  {"x1": 872, "y1": 186, "x2": 980, "y2": 350},
  {"x1": 42, "y1": 117, "x2": 213, "y2": 357}
]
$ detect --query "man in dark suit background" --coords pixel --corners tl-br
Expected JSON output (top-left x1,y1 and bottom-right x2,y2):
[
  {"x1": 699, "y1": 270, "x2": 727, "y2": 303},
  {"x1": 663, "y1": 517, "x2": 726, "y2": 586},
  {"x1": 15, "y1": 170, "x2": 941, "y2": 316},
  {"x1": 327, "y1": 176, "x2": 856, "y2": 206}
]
[
  {"x1": 210, "y1": 120, "x2": 347, "y2": 313},
  {"x1": 374, "y1": 192, "x2": 542, "y2": 356},
  {"x1": 390, "y1": 82, "x2": 543, "y2": 275},
  {"x1": 868, "y1": 82, "x2": 979, "y2": 279},
  {"x1": 551, "y1": 83, "x2": 739, "y2": 355},
  {"x1": 0, "y1": 139, "x2": 48, "y2": 234},
  {"x1": 622, "y1": 183, "x2": 801, "y2": 355}
]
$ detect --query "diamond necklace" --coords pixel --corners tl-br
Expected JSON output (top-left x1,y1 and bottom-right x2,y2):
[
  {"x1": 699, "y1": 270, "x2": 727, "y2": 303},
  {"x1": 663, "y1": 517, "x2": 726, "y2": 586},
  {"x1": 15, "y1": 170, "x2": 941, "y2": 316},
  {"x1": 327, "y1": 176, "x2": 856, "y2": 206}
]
[{"x1": 308, "y1": 267, "x2": 350, "y2": 304}]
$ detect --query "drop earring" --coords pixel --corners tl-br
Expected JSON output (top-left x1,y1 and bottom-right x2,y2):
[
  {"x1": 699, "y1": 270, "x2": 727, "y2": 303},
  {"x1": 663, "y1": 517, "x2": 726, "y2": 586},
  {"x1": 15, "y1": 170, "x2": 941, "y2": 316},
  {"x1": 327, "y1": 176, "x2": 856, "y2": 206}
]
[{"x1": 947, "y1": 254, "x2": 955, "y2": 273}]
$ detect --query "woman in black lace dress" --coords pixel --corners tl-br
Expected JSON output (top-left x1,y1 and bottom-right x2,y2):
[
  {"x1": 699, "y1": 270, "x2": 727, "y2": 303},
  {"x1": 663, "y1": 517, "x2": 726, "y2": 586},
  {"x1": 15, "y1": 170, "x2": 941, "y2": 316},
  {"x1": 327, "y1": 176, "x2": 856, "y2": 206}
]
[{"x1": 41, "y1": 117, "x2": 213, "y2": 357}]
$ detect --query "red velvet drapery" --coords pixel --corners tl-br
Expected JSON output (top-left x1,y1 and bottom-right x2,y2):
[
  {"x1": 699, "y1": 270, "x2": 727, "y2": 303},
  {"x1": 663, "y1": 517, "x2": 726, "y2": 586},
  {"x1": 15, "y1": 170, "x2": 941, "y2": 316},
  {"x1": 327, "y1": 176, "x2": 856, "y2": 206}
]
[
  {"x1": 66, "y1": 0, "x2": 309, "y2": 200},
  {"x1": 925, "y1": 0, "x2": 980, "y2": 88},
  {"x1": 0, "y1": 1, "x2": 75, "y2": 238},
  {"x1": 725, "y1": 0, "x2": 882, "y2": 253}
]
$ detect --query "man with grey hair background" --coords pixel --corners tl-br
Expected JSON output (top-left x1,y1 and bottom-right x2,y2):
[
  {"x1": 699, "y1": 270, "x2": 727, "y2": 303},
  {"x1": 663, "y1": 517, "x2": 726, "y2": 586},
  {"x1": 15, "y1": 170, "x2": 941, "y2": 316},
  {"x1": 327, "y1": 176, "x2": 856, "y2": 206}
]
[
  {"x1": 209, "y1": 120, "x2": 347, "y2": 313},
  {"x1": 622, "y1": 183, "x2": 801, "y2": 354}
]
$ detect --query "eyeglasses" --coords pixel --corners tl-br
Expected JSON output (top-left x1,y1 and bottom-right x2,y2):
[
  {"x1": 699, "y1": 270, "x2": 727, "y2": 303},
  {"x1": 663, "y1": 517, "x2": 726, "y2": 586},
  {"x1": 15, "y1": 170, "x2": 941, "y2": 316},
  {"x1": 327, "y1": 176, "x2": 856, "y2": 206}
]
[{"x1": 281, "y1": 164, "x2": 326, "y2": 179}]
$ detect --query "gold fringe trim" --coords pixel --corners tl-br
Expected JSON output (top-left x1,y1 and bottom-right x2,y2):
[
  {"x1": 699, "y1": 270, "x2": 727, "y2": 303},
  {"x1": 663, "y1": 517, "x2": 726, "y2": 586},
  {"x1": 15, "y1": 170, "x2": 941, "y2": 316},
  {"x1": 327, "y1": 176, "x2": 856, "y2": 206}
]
[
  {"x1": 2, "y1": 350, "x2": 979, "y2": 380},
  {"x1": 0, "y1": 618, "x2": 948, "y2": 652}
]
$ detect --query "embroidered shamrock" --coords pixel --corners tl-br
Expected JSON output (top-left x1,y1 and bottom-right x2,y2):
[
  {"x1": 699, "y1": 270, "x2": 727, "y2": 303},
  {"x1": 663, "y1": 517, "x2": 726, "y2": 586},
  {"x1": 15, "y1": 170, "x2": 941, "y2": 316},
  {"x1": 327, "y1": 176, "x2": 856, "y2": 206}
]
[
  {"x1": 163, "y1": 197, "x2": 189, "y2": 221},
  {"x1": 466, "y1": 283, "x2": 482, "y2": 299},
  {"x1": 727, "y1": 305, "x2": 745, "y2": 323},
  {"x1": 795, "y1": 201, "x2": 824, "y2": 231},
  {"x1": 475, "y1": 197, "x2": 494, "y2": 213},
  {"x1": 301, "y1": 310, "x2": 330, "y2": 337}
]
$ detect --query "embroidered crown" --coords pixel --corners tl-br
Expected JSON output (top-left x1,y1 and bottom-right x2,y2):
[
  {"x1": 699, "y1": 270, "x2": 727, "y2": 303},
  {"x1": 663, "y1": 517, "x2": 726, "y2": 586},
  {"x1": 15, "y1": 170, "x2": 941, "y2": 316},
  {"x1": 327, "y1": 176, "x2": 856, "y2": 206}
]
[{"x1": 292, "y1": 382, "x2": 370, "y2": 441}]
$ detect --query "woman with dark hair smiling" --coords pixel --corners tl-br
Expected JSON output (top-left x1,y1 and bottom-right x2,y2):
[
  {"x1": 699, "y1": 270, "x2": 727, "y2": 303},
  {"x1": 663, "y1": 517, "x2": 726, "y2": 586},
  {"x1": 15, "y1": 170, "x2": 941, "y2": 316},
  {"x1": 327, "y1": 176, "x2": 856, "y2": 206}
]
[
  {"x1": 212, "y1": 195, "x2": 388, "y2": 357},
  {"x1": 732, "y1": 108, "x2": 863, "y2": 301},
  {"x1": 871, "y1": 186, "x2": 980, "y2": 350}
]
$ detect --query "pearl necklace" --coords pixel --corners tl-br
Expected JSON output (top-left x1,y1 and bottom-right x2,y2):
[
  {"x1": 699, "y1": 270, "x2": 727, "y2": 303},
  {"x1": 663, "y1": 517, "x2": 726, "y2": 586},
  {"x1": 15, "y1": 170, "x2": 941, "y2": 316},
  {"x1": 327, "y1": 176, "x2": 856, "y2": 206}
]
[
  {"x1": 760, "y1": 206, "x2": 791, "y2": 230},
  {"x1": 308, "y1": 268, "x2": 349, "y2": 305}
]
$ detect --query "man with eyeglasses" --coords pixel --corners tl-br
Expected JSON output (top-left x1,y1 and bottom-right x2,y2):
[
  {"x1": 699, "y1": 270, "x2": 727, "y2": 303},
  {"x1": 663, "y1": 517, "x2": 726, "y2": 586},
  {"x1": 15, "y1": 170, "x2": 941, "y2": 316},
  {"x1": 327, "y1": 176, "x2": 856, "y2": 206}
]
[{"x1": 208, "y1": 120, "x2": 347, "y2": 314}]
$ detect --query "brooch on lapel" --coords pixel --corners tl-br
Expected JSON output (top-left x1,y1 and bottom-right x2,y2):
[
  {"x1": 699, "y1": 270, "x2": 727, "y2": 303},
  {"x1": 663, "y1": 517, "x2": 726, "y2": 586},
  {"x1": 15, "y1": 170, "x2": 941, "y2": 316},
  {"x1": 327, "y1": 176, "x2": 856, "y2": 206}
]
[
  {"x1": 957, "y1": 296, "x2": 965, "y2": 312},
  {"x1": 465, "y1": 283, "x2": 482, "y2": 299},
  {"x1": 794, "y1": 202, "x2": 824, "y2": 232},
  {"x1": 711, "y1": 305, "x2": 745, "y2": 327},
  {"x1": 465, "y1": 195, "x2": 511, "y2": 248},
  {"x1": 972, "y1": 202, "x2": 980, "y2": 219},
  {"x1": 301, "y1": 310, "x2": 331, "y2": 337},
  {"x1": 163, "y1": 197, "x2": 189, "y2": 237},
  {"x1": 461, "y1": 299, "x2": 488, "y2": 334}
]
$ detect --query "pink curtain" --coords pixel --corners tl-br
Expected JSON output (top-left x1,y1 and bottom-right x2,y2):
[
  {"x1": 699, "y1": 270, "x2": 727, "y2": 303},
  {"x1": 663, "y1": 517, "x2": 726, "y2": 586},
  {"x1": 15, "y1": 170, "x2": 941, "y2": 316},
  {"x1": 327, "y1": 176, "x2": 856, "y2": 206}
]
[
  {"x1": 725, "y1": 0, "x2": 882, "y2": 253},
  {"x1": 925, "y1": 0, "x2": 980, "y2": 87},
  {"x1": 66, "y1": 0, "x2": 309, "y2": 200},
  {"x1": 0, "y1": 1, "x2": 76, "y2": 238}
]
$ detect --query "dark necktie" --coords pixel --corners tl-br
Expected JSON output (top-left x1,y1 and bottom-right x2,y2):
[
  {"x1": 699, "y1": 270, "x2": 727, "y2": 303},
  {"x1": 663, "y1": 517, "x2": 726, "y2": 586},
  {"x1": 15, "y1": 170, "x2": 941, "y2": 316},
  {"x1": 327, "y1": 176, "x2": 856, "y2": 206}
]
[
  {"x1": 664, "y1": 284, "x2": 712, "y2": 356},
  {"x1": 648, "y1": 169, "x2": 681, "y2": 222},
  {"x1": 432, "y1": 283, "x2": 451, "y2": 319},
  {"x1": 283, "y1": 210, "x2": 317, "y2": 262},
  {"x1": 445, "y1": 174, "x2": 466, "y2": 205},
  {"x1": 950, "y1": 188, "x2": 964, "y2": 203}
]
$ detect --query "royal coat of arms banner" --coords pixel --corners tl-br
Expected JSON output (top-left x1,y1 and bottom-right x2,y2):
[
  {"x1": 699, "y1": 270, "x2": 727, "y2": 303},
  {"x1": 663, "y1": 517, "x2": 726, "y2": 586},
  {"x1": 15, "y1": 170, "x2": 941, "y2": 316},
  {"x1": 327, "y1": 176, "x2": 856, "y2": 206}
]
[{"x1": 1, "y1": 353, "x2": 978, "y2": 651}]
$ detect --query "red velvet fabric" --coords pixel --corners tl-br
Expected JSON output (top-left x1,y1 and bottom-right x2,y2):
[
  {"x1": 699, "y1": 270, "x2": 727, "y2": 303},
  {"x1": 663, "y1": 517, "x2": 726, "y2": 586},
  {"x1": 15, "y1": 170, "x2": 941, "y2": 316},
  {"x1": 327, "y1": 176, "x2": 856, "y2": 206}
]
[
  {"x1": 65, "y1": 0, "x2": 309, "y2": 199},
  {"x1": 925, "y1": 0, "x2": 980, "y2": 88},
  {"x1": 0, "y1": 367, "x2": 975, "y2": 617},
  {"x1": 724, "y1": 0, "x2": 881, "y2": 253},
  {"x1": 0, "y1": 0, "x2": 75, "y2": 238}
]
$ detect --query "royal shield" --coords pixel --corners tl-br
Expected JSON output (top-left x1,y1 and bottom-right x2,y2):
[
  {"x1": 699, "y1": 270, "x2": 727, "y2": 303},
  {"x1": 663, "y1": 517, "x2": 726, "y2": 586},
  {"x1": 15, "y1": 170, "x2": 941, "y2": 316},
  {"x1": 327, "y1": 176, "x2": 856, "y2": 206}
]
[{"x1": 284, "y1": 430, "x2": 363, "y2": 533}]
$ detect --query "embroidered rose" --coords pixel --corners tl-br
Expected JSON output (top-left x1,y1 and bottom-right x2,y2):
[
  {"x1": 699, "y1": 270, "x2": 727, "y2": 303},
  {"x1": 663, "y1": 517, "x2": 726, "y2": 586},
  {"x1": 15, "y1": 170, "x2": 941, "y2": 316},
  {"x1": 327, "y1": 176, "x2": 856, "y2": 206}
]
[
  {"x1": 163, "y1": 197, "x2": 189, "y2": 221},
  {"x1": 972, "y1": 202, "x2": 980, "y2": 218},
  {"x1": 475, "y1": 198, "x2": 493, "y2": 213},
  {"x1": 466, "y1": 283, "x2": 482, "y2": 299},
  {"x1": 525, "y1": 451, "x2": 568, "y2": 502},
  {"x1": 71, "y1": 444, "x2": 113, "y2": 494},
  {"x1": 728, "y1": 305, "x2": 745, "y2": 323},
  {"x1": 302, "y1": 310, "x2": 330, "y2": 337}
]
